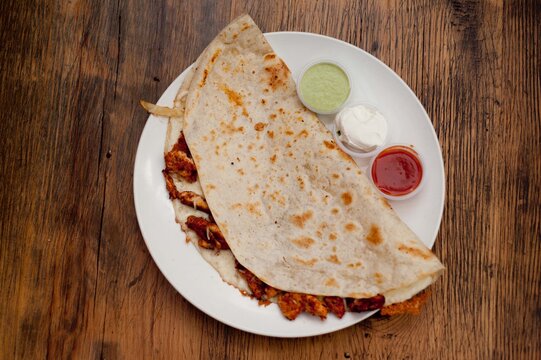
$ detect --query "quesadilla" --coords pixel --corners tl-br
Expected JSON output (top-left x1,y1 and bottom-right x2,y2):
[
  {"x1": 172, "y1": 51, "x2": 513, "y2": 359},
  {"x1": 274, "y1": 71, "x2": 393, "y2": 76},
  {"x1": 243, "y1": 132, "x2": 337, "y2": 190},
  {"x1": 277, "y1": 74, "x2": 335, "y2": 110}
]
[{"x1": 149, "y1": 14, "x2": 444, "y2": 320}]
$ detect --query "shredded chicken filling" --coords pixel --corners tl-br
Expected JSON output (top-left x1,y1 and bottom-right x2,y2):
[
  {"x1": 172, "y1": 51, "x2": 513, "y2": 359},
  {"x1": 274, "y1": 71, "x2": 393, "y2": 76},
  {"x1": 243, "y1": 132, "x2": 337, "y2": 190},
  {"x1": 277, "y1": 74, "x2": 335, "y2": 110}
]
[
  {"x1": 164, "y1": 132, "x2": 197, "y2": 183},
  {"x1": 178, "y1": 191, "x2": 211, "y2": 214},
  {"x1": 186, "y1": 216, "x2": 230, "y2": 250}
]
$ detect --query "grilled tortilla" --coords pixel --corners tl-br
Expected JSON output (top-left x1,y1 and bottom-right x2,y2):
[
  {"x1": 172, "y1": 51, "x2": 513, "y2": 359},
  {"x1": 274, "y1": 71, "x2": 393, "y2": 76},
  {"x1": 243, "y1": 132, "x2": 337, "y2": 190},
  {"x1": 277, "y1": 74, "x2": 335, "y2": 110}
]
[{"x1": 177, "y1": 15, "x2": 444, "y2": 306}]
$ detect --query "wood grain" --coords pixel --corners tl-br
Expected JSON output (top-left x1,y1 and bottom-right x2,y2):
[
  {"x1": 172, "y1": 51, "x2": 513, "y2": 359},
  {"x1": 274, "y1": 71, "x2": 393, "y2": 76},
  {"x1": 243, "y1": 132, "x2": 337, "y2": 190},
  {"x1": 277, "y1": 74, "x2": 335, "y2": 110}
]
[{"x1": 0, "y1": 0, "x2": 539, "y2": 358}]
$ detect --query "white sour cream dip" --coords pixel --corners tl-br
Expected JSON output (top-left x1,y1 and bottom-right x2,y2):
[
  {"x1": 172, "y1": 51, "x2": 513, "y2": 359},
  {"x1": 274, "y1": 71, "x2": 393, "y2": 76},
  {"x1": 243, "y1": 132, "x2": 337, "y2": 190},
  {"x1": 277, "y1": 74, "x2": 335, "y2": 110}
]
[{"x1": 335, "y1": 104, "x2": 388, "y2": 152}]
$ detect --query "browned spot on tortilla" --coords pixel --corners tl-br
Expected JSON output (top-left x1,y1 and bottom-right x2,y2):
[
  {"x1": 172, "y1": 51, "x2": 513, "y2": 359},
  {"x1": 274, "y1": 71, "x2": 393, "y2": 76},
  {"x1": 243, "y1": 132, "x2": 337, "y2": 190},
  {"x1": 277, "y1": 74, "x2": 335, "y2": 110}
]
[
  {"x1": 279, "y1": 176, "x2": 286, "y2": 183},
  {"x1": 344, "y1": 223, "x2": 356, "y2": 232},
  {"x1": 264, "y1": 53, "x2": 276, "y2": 60},
  {"x1": 206, "y1": 184, "x2": 216, "y2": 190},
  {"x1": 327, "y1": 255, "x2": 341, "y2": 264},
  {"x1": 293, "y1": 257, "x2": 318, "y2": 266},
  {"x1": 221, "y1": 86, "x2": 243, "y2": 106},
  {"x1": 220, "y1": 120, "x2": 245, "y2": 134},
  {"x1": 315, "y1": 230, "x2": 323, "y2": 237},
  {"x1": 242, "y1": 107, "x2": 249, "y2": 117},
  {"x1": 296, "y1": 176, "x2": 305, "y2": 190},
  {"x1": 287, "y1": 151, "x2": 294, "y2": 157},
  {"x1": 357, "y1": 170, "x2": 362, "y2": 175},
  {"x1": 249, "y1": 156, "x2": 256, "y2": 162},
  {"x1": 290, "y1": 210, "x2": 313, "y2": 228},
  {"x1": 254, "y1": 122, "x2": 266, "y2": 131},
  {"x1": 332, "y1": 246, "x2": 337, "y2": 252},
  {"x1": 286, "y1": 142, "x2": 292, "y2": 148},
  {"x1": 374, "y1": 272, "x2": 383, "y2": 284},
  {"x1": 269, "y1": 191, "x2": 286, "y2": 206},
  {"x1": 236, "y1": 168, "x2": 245, "y2": 176},
  {"x1": 398, "y1": 244, "x2": 432, "y2": 259},
  {"x1": 267, "y1": 130, "x2": 274, "y2": 139},
  {"x1": 341, "y1": 192, "x2": 352, "y2": 205},
  {"x1": 285, "y1": 130, "x2": 294, "y2": 136},
  {"x1": 291, "y1": 236, "x2": 315, "y2": 249},
  {"x1": 270, "y1": 154, "x2": 277, "y2": 163},
  {"x1": 323, "y1": 140, "x2": 336, "y2": 150},
  {"x1": 347, "y1": 262, "x2": 362, "y2": 269},
  {"x1": 278, "y1": 108, "x2": 286, "y2": 115},
  {"x1": 247, "y1": 184, "x2": 260, "y2": 193},
  {"x1": 264, "y1": 59, "x2": 289, "y2": 90},
  {"x1": 325, "y1": 278, "x2": 339, "y2": 287},
  {"x1": 338, "y1": 149, "x2": 353, "y2": 161},
  {"x1": 246, "y1": 202, "x2": 263, "y2": 216},
  {"x1": 269, "y1": 113, "x2": 277, "y2": 119},
  {"x1": 248, "y1": 144, "x2": 254, "y2": 151},
  {"x1": 329, "y1": 233, "x2": 337, "y2": 241},
  {"x1": 241, "y1": 22, "x2": 251, "y2": 31},
  {"x1": 261, "y1": 99, "x2": 266, "y2": 105},
  {"x1": 297, "y1": 129, "x2": 309, "y2": 138},
  {"x1": 199, "y1": 49, "x2": 222, "y2": 87},
  {"x1": 199, "y1": 69, "x2": 209, "y2": 87},
  {"x1": 366, "y1": 224, "x2": 383, "y2": 245},
  {"x1": 332, "y1": 173, "x2": 340, "y2": 179},
  {"x1": 381, "y1": 197, "x2": 392, "y2": 209},
  {"x1": 231, "y1": 203, "x2": 242, "y2": 209},
  {"x1": 210, "y1": 49, "x2": 222, "y2": 64},
  {"x1": 331, "y1": 208, "x2": 339, "y2": 215}
]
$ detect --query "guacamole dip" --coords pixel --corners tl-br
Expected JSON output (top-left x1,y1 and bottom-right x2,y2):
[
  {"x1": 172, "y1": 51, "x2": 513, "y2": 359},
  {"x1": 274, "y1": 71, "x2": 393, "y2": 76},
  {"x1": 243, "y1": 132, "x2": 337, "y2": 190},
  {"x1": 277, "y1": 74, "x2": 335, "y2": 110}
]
[{"x1": 299, "y1": 62, "x2": 350, "y2": 113}]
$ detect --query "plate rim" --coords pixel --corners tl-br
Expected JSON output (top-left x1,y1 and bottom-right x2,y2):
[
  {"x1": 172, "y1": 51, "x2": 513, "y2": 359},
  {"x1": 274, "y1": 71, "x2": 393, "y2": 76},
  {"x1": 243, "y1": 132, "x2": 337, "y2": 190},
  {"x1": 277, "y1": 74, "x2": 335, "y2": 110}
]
[{"x1": 133, "y1": 31, "x2": 445, "y2": 338}]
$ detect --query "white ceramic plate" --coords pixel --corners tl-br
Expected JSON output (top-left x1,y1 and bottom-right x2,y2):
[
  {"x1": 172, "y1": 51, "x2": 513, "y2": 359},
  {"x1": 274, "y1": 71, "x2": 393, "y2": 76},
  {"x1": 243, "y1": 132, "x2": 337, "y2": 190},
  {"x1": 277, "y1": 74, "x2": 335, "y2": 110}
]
[{"x1": 133, "y1": 32, "x2": 445, "y2": 338}]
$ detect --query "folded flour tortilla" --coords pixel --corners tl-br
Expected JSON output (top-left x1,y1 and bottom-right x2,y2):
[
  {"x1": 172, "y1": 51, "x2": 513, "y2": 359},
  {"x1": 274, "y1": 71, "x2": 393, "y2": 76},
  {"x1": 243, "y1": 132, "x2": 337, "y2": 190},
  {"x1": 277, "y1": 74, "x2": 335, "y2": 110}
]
[{"x1": 172, "y1": 15, "x2": 444, "y2": 305}]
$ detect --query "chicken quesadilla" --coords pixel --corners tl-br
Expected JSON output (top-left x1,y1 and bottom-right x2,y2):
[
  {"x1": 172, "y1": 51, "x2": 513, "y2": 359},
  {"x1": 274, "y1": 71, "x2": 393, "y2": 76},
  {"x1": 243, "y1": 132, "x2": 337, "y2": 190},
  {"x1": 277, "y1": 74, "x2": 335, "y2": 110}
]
[{"x1": 144, "y1": 14, "x2": 444, "y2": 320}]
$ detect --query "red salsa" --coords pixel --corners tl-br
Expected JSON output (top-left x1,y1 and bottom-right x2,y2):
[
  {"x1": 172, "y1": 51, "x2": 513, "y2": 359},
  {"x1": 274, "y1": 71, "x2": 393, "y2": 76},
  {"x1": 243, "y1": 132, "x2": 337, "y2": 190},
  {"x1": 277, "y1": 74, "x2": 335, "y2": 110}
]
[{"x1": 371, "y1": 146, "x2": 423, "y2": 196}]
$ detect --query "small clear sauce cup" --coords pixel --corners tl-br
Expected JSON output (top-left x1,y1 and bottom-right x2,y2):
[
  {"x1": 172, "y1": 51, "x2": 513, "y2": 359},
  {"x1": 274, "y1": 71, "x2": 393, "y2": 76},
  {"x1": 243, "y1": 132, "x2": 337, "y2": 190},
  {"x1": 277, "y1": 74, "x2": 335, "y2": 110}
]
[
  {"x1": 368, "y1": 144, "x2": 426, "y2": 201},
  {"x1": 296, "y1": 59, "x2": 351, "y2": 115},
  {"x1": 332, "y1": 102, "x2": 389, "y2": 159}
]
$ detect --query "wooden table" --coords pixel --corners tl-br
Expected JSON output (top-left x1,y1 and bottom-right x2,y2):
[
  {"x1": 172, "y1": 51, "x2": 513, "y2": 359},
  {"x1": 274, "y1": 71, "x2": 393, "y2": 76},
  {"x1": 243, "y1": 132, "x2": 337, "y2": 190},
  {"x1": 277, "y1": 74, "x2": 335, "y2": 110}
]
[{"x1": 1, "y1": 0, "x2": 539, "y2": 358}]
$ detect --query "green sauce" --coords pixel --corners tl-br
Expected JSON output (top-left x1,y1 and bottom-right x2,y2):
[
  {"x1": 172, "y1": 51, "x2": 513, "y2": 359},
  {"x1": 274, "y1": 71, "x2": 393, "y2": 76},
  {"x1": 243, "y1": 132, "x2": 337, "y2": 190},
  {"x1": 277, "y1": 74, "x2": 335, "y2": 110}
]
[{"x1": 299, "y1": 62, "x2": 350, "y2": 113}]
